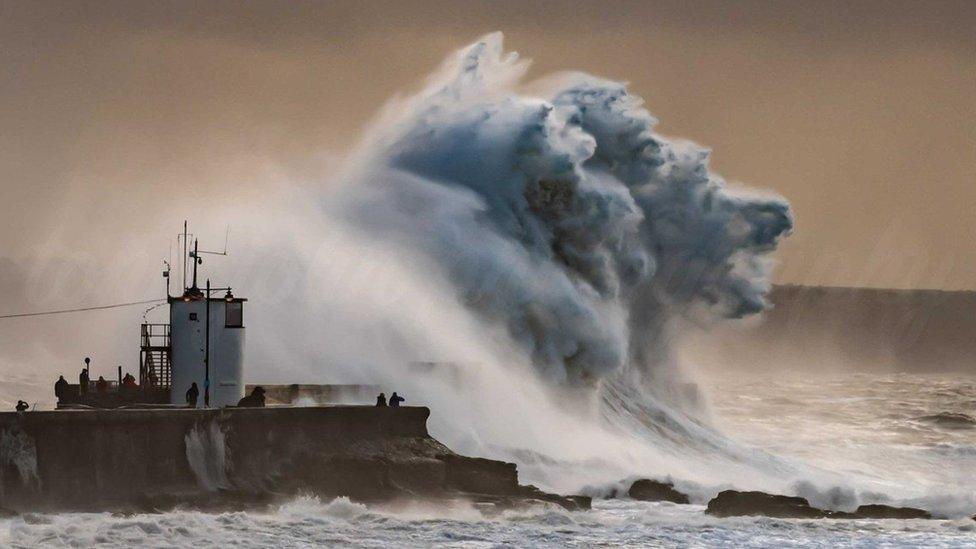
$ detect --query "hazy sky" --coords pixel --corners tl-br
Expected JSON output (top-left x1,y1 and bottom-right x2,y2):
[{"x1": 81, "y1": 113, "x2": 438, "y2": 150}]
[{"x1": 2, "y1": 0, "x2": 974, "y2": 290}]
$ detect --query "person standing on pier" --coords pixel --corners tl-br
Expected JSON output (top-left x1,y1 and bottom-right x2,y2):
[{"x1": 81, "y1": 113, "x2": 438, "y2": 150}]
[
  {"x1": 389, "y1": 392, "x2": 405, "y2": 408},
  {"x1": 79, "y1": 368, "x2": 89, "y2": 394},
  {"x1": 54, "y1": 375, "x2": 69, "y2": 400},
  {"x1": 185, "y1": 382, "x2": 199, "y2": 407}
]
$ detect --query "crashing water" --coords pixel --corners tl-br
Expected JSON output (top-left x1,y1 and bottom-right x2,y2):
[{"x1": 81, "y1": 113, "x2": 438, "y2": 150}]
[
  {"x1": 2, "y1": 493, "x2": 975, "y2": 548},
  {"x1": 185, "y1": 420, "x2": 230, "y2": 492},
  {"x1": 313, "y1": 31, "x2": 804, "y2": 500}
]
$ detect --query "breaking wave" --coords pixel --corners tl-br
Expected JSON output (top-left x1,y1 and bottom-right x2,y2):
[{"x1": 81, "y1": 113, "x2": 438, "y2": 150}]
[
  {"x1": 298, "y1": 32, "x2": 974, "y2": 519},
  {"x1": 340, "y1": 33, "x2": 791, "y2": 386}
]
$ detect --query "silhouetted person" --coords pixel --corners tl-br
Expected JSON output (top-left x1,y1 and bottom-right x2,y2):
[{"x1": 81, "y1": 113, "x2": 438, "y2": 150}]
[
  {"x1": 122, "y1": 373, "x2": 137, "y2": 390},
  {"x1": 186, "y1": 382, "x2": 199, "y2": 407},
  {"x1": 237, "y1": 386, "x2": 266, "y2": 408},
  {"x1": 15, "y1": 400, "x2": 28, "y2": 412},
  {"x1": 79, "y1": 368, "x2": 90, "y2": 395},
  {"x1": 389, "y1": 392, "x2": 405, "y2": 408},
  {"x1": 54, "y1": 375, "x2": 69, "y2": 400},
  {"x1": 375, "y1": 392, "x2": 387, "y2": 407},
  {"x1": 96, "y1": 376, "x2": 108, "y2": 393}
]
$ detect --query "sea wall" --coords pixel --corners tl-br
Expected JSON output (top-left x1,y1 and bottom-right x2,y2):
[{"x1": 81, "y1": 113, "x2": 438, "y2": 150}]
[
  {"x1": 246, "y1": 384, "x2": 380, "y2": 405},
  {"x1": 0, "y1": 406, "x2": 576, "y2": 513}
]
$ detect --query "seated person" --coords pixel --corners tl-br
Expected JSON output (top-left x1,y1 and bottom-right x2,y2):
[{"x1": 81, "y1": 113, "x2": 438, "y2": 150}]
[
  {"x1": 122, "y1": 373, "x2": 137, "y2": 390},
  {"x1": 237, "y1": 386, "x2": 266, "y2": 407}
]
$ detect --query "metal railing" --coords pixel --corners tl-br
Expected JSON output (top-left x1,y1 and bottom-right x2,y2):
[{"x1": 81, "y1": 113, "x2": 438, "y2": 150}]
[
  {"x1": 140, "y1": 323, "x2": 172, "y2": 388},
  {"x1": 141, "y1": 323, "x2": 170, "y2": 349}
]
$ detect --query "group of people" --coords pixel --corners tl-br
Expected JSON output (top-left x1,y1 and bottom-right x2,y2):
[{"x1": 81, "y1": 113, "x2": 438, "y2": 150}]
[
  {"x1": 53, "y1": 357, "x2": 147, "y2": 400},
  {"x1": 375, "y1": 391, "x2": 405, "y2": 407}
]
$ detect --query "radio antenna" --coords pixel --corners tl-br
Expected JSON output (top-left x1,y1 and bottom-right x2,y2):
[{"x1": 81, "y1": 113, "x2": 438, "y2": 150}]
[
  {"x1": 181, "y1": 221, "x2": 188, "y2": 292},
  {"x1": 197, "y1": 225, "x2": 231, "y2": 256}
]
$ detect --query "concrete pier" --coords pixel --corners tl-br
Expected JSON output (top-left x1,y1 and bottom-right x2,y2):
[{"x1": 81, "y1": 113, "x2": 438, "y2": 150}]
[{"x1": 0, "y1": 406, "x2": 587, "y2": 513}]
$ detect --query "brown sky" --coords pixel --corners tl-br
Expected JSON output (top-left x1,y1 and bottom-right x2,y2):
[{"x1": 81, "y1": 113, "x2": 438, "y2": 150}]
[{"x1": 2, "y1": 0, "x2": 974, "y2": 290}]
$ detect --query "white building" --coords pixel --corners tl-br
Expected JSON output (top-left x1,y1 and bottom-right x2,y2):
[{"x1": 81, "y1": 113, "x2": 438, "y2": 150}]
[
  {"x1": 135, "y1": 230, "x2": 247, "y2": 408},
  {"x1": 168, "y1": 290, "x2": 246, "y2": 407}
]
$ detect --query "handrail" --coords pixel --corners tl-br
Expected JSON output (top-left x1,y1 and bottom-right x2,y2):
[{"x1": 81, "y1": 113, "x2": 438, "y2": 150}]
[{"x1": 140, "y1": 323, "x2": 172, "y2": 388}]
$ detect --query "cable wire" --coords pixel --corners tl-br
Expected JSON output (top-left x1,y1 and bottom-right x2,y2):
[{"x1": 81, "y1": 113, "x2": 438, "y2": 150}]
[{"x1": 0, "y1": 298, "x2": 166, "y2": 320}]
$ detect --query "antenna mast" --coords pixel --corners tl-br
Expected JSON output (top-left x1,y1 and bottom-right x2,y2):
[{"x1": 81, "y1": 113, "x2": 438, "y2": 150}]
[
  {"x1": 190, "y1": 239, "x2": 200, "y2": 292},
  {"x1": 182, "y1": 221, "x2": 188, "y2": 293}
]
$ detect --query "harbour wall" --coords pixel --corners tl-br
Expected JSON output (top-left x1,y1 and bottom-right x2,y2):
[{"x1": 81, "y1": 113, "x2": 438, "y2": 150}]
[{"x1": 0, "y1": 406, "x2": 490, "y2": 512}]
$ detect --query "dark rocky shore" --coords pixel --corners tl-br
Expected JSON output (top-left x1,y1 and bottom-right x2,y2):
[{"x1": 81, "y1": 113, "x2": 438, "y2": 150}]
[
  {"x1": 616, "y1": 479, "x2": 940, "y2": 520},
  {"x1": 0, "y1": 406, "x2": 588, "y2": 514},
  {"x1": 705, "y1": 490, "x2": 932, "y2": 520}
]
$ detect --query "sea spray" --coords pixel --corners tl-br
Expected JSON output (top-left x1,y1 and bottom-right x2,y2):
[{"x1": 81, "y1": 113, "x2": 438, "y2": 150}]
[
  {"x1": 185, "y1": 420, "x2": 230, "y2": 491},
  {"x1": 346, "y1": 33, "x2": 791, "y2": 387},
  {"x1": 252, "y1": 33, "x2": 972, "y2": 517},
  {"x1": 0, "y1": 427, "x2": 39, "y2": 489},
  {"x1": 313, "y1": 33, "x2": 799, "y2": 493}
]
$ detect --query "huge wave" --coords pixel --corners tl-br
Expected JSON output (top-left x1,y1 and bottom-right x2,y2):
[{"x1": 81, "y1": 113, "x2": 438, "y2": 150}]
[
  {"x1": 292, "y1": 33, "x2": 976, "y2": 517},
  {"x1": 341, "y1": 33, "x2": 792, "y2": 387}
]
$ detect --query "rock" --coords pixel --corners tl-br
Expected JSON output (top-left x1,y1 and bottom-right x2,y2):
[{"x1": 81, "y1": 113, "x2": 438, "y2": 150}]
[
  {"x1": 705, "y1": 490, "x2": 827, "y2": 518},
  {"x1": 851, "y1": 504, "x2": 931, "y2": 519},
  {"x1": 627, "y1": 479, "x2": 690, "y2": 504},
  {"x1": 823, "y1": 510, "x2": 860, "y2": 519},
  {"x1": 566, "y1": 495, "x2": 593, "y2": 511},
  {"x1": 517, "y1": 484, "x2": 591, "y2": 511},
  {"x1": 706, "y1": 490, "x2": 936, "y2": 520}
]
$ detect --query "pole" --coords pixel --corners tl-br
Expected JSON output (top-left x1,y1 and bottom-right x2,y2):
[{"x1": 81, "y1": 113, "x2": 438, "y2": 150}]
[
  {"x1": 191, "y1": 239, "x2": 200, "y2": 291},
  {"x1": 182, "y1": 221, "x2": 188, "y2": 293},
  {"x1": 204, "y1": 278, "x2": 211, "y2": 408}
]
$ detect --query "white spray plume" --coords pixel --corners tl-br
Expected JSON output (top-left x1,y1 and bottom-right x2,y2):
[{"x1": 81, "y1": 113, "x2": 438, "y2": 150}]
[
  {"x1": 282, "y1": 33, "x2": 804, "y2": 498},
  {"x1": 336, "y1": 32, "x2": 792, "y2": 387}
]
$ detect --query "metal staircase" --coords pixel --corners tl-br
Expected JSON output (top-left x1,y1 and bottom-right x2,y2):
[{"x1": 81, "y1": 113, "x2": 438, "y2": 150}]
[{"x1": 140, "y1": 323, "x2": 172, "y2": 388}]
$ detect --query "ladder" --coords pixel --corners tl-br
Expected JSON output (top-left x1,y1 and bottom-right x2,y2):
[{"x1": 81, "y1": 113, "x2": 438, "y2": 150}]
[{"x1": 140, "y1": 323, "x2": 172, "y2": 388}]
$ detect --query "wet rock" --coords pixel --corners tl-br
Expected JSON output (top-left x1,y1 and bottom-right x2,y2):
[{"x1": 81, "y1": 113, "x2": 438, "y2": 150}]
[
  {"x1": 467, "y1": 490, "x2": 591, "y2": 514},
  {"x1": 565, "y1": 495, "x2": 593, "y2": 511},
  {"x1": 627, "y1": 479, "x2": 690, "y2": 504},
  {"x1": 706, "y1": 490, "x2": 936, "y2": 520},
  {"x1": 851, "y1": 504, "x2": 931, "y2": 519},
  {"x1": 706, "y1": 490, "x2": 827, "y2": 518},
  {"x1": 517, "y1": 484, "x2": 591, "y2": 511}
]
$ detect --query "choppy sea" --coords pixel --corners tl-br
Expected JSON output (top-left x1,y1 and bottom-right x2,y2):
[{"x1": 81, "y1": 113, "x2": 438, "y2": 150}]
[{"x1": 1, "y1": 371, "x2": 974, "y2": 547}]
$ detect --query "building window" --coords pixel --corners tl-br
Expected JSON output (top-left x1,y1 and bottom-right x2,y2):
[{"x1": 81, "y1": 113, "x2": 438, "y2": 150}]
[{"x1": 225, "y1": 302, "x2": 243, "y2": 327}]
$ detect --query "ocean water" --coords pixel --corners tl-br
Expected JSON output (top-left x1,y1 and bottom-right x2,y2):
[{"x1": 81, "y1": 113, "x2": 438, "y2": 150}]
[
  {"x1": 705, "y1": 372, "x2": 976, "y2": 512},
  {"x1": 2, "y1": 495, "x2": 975, "y2": 548},
  {"x1": 1, "y1": 372, "x2": 974, "y2": 547}
]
